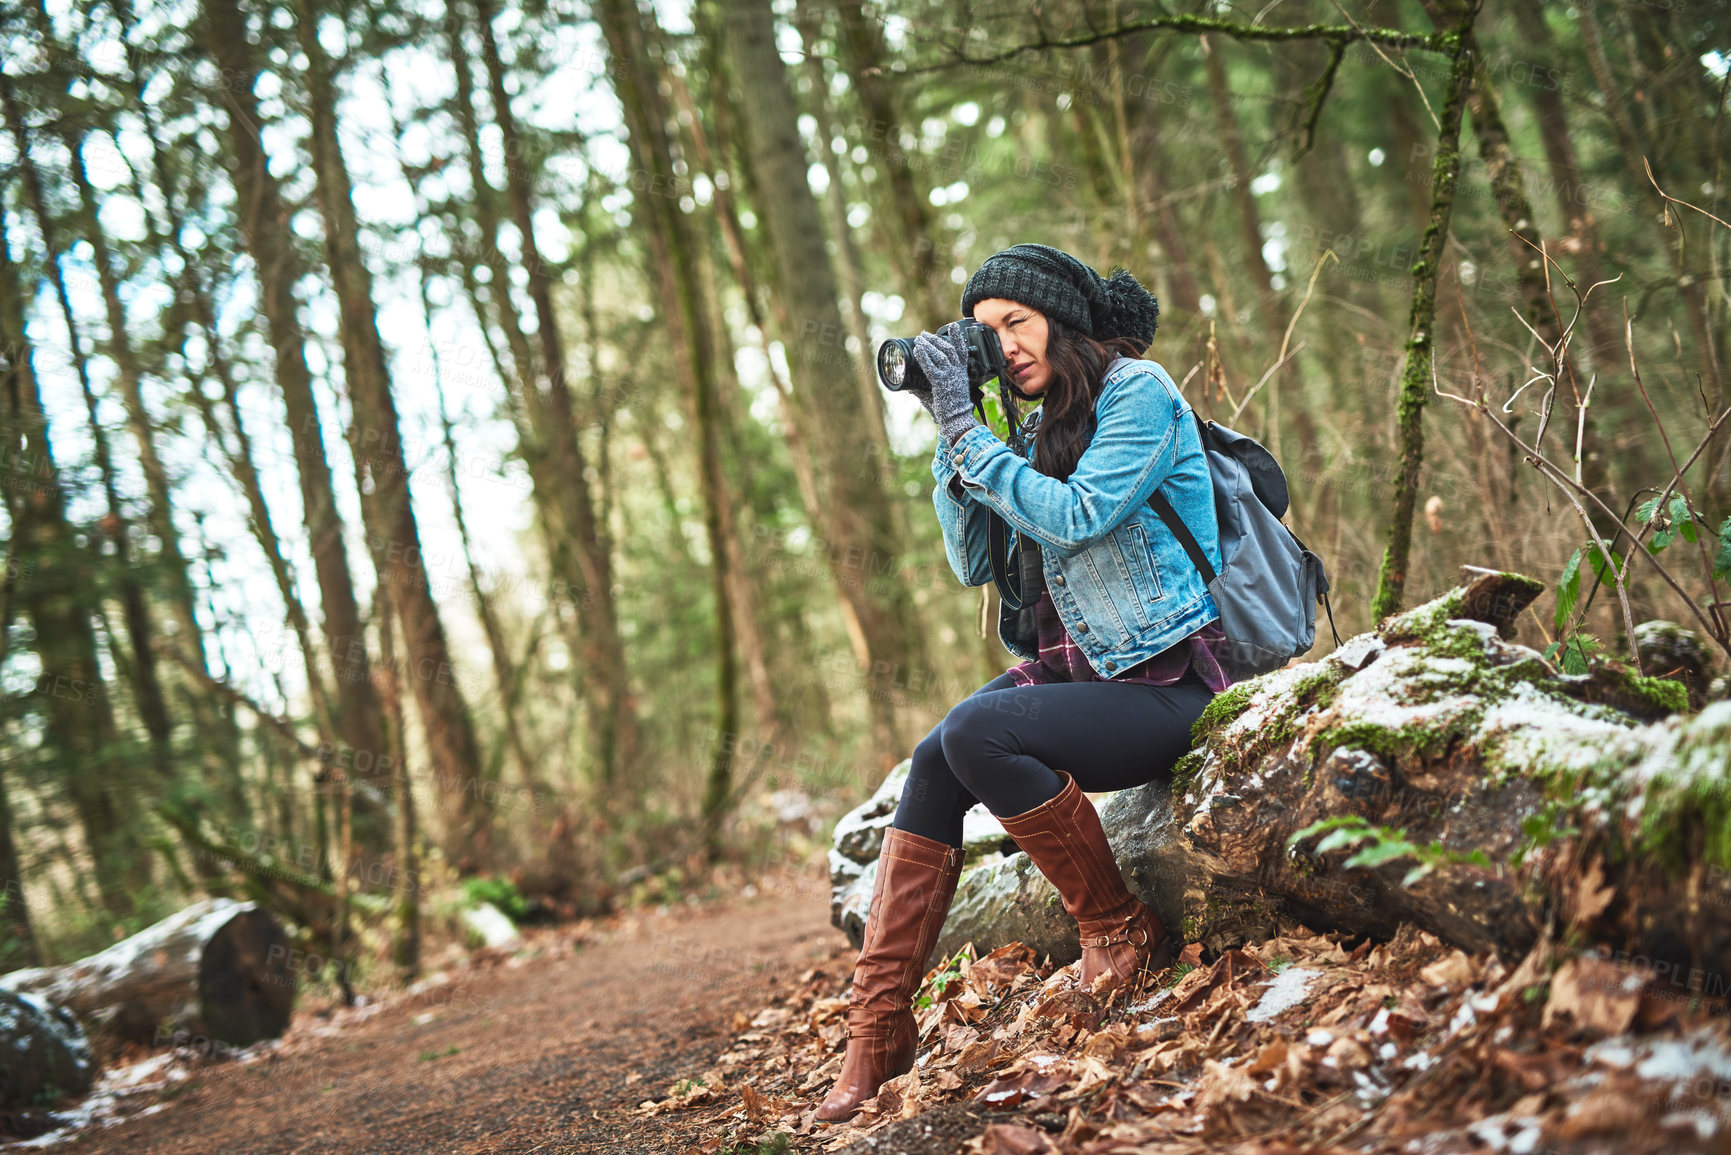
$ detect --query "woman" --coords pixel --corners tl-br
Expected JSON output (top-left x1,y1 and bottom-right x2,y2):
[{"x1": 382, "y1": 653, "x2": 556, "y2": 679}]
[{"x1": 817, "y1": 244, "x2": 1234, "y2": 1122}]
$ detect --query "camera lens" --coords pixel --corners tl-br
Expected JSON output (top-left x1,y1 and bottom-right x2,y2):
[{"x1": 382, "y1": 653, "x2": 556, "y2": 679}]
[{"x1": 876, "y1": 339, "x2": 912, "y2": 390}]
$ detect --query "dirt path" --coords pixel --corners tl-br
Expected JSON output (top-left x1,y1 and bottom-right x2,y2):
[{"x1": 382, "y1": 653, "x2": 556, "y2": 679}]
[{"x1": 52, "y1": 879, "x2": 840, "y2": 1154}]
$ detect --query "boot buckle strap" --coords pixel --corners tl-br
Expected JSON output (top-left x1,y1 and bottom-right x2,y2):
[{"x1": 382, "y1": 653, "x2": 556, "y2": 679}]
[{"x1": 1082, "y1": 923, "x2": 1151, "y2": 949}]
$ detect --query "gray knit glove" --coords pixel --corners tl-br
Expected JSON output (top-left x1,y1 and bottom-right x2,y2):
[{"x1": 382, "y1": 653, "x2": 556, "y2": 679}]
[
  {"x1": 911, "y1": 326, "x2": 983, "y2": 444},
  {"x1": 902, "y1": 376, "x2": 937, "y2": 421}
]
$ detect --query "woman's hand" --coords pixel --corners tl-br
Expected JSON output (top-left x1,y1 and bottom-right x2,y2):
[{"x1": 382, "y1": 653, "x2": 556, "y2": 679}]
[
  {"x1": 912, "y1": 327, "x2": 985, "y2": 445},
  {"x1": 903, "y1": 377, "x2": 937, "y2": 420}
]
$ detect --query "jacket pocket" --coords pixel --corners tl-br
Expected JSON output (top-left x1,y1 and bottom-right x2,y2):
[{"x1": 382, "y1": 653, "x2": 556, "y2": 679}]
[
  {"x1": 1074, "y1": 547, "x2": 1134, "y2": 647},
  {"x1": 1106, "y1": 520, "x2": 1163, "y2": 632}
]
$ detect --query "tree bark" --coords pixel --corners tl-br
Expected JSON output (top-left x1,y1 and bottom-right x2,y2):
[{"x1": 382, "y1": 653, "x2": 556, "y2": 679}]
[
  {"x1": 1419, "y1": 0, "x2": 1607, "y2": 511},
  {"x1": 593, "y1": 0, "x2": 741, "y2": 848},
  {"x1": 1507, "y1": 0, "x2": 1623, "y2": 373},
  {"x1": 662, "y1": 46, "x2": 791, "y2": 740},
  {"x1": 1371, "y1": 20, "x2": 1475, "y2": 622},
  {"x1": 1201, "y1": 36, "x2": 1274, "y2": 297},
  {"x1": 63, "y1": 131, "x2": 212, "y2": 773},
  {"x1": 840, "y1": 574, "x2": 1731, "y2": 988},
  {"x1": 469, "y1": 0, "x2": 641, "y2": 786},
  {"x1": 791, "y1": 1, "x2": 893, "y2": 463},
  {"x1": 713, "y1": 0, "x2": 935, "y2": 764},
  {"x1": 199, "y1": 0, "x2": 390, "y2": 816},
  {"x1": 0, "y1": 989, "x2": 91, "y2": 1108},
  {"x1": 0, "y1": 95, "x2": 141, "y2": 920},
  {"x1": 831, "y1": 0, "x2": 951, "y2": 324},
  {"x1": 374, "y1": 581, "x2": 420, "y2": 983},
  {"x1": 289, "y1": 0, "x2": 490, "y2": 863}
]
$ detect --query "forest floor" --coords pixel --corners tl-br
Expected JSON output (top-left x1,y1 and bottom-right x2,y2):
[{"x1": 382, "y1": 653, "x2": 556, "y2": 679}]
[
  {"x1": 13, "y1": 857, "x2": 1731, "y2": 1155},
  {"x1": 14, "y1": 863, "x2": 845, "y2": 1154}
]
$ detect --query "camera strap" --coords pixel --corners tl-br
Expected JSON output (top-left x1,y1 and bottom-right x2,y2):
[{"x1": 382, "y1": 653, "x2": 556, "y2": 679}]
[{"x1": 987, "y1": 510, "x2": 1023, "y2": 610}]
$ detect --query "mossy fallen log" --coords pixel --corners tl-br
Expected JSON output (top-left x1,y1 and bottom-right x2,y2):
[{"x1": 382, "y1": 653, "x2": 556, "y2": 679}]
[
  {"x1": 831, "y1": 572, "x2": 1731, "y2": 985},
  {"x1": 1178, "y1": 572, "x2": 1726, "y2": 973}
]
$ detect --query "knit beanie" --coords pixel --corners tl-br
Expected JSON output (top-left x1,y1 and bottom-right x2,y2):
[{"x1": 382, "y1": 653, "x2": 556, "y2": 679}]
[{"x1": 960, "y1": 243, "x2": 1160, "y2": 349}]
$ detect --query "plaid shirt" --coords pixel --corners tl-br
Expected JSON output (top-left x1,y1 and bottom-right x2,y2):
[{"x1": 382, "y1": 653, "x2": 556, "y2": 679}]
[{"x1": 1005, "y1": 586, "x2": 1235, "y2": 692}]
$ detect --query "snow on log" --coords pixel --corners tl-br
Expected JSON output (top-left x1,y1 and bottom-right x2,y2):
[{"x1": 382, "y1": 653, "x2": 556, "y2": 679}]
[
  {"x1": 830, "y1": 572, "x2": 1731, "y2": 986},
  {"x1": 1173, "y1": 571, "x2": 1728, "y2": 976},
  {"x1": 0, "y1": 898, "x2": 294, "y2": 1054}
]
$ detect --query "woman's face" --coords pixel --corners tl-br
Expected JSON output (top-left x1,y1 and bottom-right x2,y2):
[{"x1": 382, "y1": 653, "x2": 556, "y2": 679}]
[{"x1": 971, "y1": 298, "x2": 1051, "y2": 397}]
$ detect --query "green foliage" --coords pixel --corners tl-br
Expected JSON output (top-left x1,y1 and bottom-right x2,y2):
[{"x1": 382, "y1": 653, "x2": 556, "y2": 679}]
[
  {"x1": 461, "y1": 876, "x2": 529, "y2": 923},
  {"x1": 1160, "y1": 961, "x2": 1196, "y2": 989},
  {"x1": 1513, "y1": 801, "x2": 1582, "y2": 867},
  {"x1": 915, "y1": 944, "x2": 973, "y2": 1010},
  {"x1": 1288, "y1": 815, "x2": 1490, "y2": 887},
  {"x1": 1636, "y1": 494, "x2": 1701, "y2": 553},
  {"x1": 1544, "y1": 632, "x2": 1604, "y2": 675}
]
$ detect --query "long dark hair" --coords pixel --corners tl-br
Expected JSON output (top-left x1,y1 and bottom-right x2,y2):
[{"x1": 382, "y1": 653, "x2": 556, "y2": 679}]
[{"x1": 1030, "y1": 317, "x2": 1146, "y2": 482}]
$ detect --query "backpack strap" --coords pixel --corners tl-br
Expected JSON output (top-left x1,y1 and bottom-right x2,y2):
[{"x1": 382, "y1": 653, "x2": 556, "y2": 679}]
[
  {"x1": 1146, "y1": 490, "x2": 1217, "y2": 586},
  {"x1": 1146, "y1": 409, "x2": 1218, "y2": 587}
]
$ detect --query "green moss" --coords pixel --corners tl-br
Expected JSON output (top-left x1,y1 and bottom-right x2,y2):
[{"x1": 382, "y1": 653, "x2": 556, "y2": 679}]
[
  {"x1": 1170, "y1": 750, "x2": 1206, "y2": 797},
  {"x1": 1315, "y1": 718, "x2": 1461, "y2": 763},
  {"x1": 1189, "y1": 663, "x2": 1346, "y2": 792},
  {"x1": 1193, "y1": 681, "x2": 1256, "y2": 742},
  {"x1": 1635, "y1": 708, "x2": 1731, "y2": 869},
  {"x1": 1604, "y1": 665, "x2": 1691, "y2": 716}
]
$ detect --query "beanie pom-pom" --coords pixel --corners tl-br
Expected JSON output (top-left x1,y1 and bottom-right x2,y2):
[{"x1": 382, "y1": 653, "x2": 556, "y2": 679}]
[{"x1": 1096, "y1": 267, "x2": 1160, "y2": 349}]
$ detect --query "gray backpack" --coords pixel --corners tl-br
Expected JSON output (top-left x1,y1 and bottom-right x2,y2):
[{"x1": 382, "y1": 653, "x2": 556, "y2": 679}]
[{"x1": 1146, "y1": 414, "x2": 1337, "y2": 681}]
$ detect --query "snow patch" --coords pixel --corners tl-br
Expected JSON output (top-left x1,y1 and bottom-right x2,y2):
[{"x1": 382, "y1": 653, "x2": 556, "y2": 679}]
[{"x1": 1246, "y1": 967, "x2": 1322, "y2": 1023}]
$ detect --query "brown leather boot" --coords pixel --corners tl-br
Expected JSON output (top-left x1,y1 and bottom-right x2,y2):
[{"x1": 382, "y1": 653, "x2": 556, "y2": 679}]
[
  {"x1": 998, "y1": 771, "x2": 1174, "y2": 995},
  {"x1": 815, "y1": 827, "x2": 964, "y2": 1123}
]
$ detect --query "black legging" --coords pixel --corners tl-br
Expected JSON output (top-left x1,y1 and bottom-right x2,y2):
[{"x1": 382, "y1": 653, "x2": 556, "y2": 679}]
[{"x1": 892, "y1": 669, "x2": 1216, "y2": 847}]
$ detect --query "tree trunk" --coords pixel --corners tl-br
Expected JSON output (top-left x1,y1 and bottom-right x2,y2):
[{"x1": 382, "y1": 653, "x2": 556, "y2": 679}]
[
  {"x1": 1507, "y1": 0, "x2": 1623, "y2": 374},
  {"x1": 0, "y1": 770, "x2": 36, "y2": 969},
  {"x1": 199, "y1": 0, "x2": 390, "y2": 818},
  {"x1": 117, "y1": 90, "x2": 257, "y2": 832},
  {"x1": 0, "y1": 77, "x2": 174, "y2": 818},
  {"x1": 1419, "y1": 0, "x2": 1606, "y2": 512},
  {"x1": 0, "y1": 899, "x2": 293, "y2": 1055},
  {"x1": 713, "y1": 0, "x2": 935, "y2": 765},
  {"x1": 430, "y1": 310, "x2": 536, "y2": 792},
  {"x1": 593, "y1": 0, "x2": 742, "y2": 848},
  {"x1": 289, "y1": 0, "x2": 490, "y2": 864},
  {"x1": 1371, "y1": 21, "x2": 1475, "y2": 622},
  {"x1": 1159, "y1": 573, "x2": 1727, "y2": 975},
  {"x1": 1202, "y1": 36, "x2": 1274, "y2": 297},
  {"x1": 469, "y1": 0, "x2": 641, "y2": 786},
  {"x1": 791, "y1": 1, "x2": 893, "y2": 464},
  {"x1": 831, "y1": 0, "x2": 951, "y2": 324},
  {"x1": 0, "y1": 120, "x2": 139, "y2": 921},
  {"x1": 374, "y1": 581, "x2": 420, "y2": 983},
  {"x1": 662, "y1": 43, "x2": 790, "y2": 741},
  {"x1": 0, "y1": 337, "x2": 41, "y2": 972}
]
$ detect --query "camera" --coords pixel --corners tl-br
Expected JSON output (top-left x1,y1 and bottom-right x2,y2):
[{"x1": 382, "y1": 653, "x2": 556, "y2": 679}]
[{"x1": 876, "y1": 319, "x2": 1008, "y2": 397}]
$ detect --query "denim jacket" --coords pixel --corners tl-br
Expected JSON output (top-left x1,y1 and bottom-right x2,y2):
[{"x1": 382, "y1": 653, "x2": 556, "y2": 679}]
[{"x1": 931, "y1": 357, "x2": 1222, "y2": 678}]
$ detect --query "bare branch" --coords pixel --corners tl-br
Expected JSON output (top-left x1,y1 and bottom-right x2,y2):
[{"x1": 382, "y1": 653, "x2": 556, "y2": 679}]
[{"x1": 906, "y1": 14, "x2": 1446, "y2": 76}]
